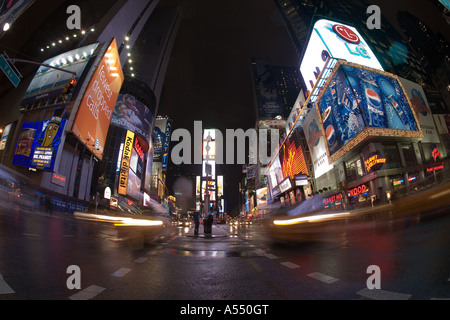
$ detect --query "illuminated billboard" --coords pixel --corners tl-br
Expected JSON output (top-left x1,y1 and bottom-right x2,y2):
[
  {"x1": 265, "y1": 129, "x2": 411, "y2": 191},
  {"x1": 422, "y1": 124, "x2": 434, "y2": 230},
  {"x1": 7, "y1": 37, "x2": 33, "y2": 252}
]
[
  {"x1": 315, "y1": 60, "x2": 422, "y2": 162},
  {"x1": 111, "y1": 94, "x2": 153, "y2": 142},
  {"x1": 71, "y1": 38, "x2": 124, "y2": 160},
  {"x1": 398, "y1": 77, "x2": 440, "y2": 144},
  {"x1": 13, "y1": 110, "x2": 67, "y2": 171},
  {"x1": 279, "y1": 126, "x2": 309, "y2": 180},
  {"x1": 300, "y1": 19, "x2": 383, "y2": 94},
  {"x1": 303, "y1": 103, "x2": 334, "y2": 179},
  {"x1": 21, "y1": 43, "x2": 99, "y2": 105}
]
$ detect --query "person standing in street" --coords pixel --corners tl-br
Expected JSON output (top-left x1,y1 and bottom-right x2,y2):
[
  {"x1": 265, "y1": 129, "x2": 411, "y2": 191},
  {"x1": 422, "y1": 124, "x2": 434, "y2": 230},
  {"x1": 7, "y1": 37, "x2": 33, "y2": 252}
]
[{"x1": 193, "y1": 211, "x2": 200, "y2": 236}]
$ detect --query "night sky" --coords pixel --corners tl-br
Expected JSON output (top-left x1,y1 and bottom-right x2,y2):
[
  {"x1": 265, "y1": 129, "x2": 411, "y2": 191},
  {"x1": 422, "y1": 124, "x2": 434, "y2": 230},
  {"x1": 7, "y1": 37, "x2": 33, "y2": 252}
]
[
  {"x1": 158, "y1": 0, "x2": 299, "y2": 214},
  {"x1": 156, "y1": 0, "x2": 450, "y2": 214}
]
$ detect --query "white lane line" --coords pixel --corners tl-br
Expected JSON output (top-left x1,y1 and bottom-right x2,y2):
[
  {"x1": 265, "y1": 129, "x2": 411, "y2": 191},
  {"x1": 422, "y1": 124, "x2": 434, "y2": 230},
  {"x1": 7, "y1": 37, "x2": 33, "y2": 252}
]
[
  {"x1": 134, "y1": 257, "x2": 148, "y2": 263},
  {"x1": 112, "y1": 268, "x2": 131, "y2": 277},
  {"x1": 308, "y1": 272, "x2": 339, "y2": 284},
  {"x1": 280, "y1": 261, "x2": 301, "y2": 269},
  {"x1": 357, "y1": 288, "x2": 411, "y2": 300},
  {"x1": 69, "y1": 285, "x2": 105, "y2": 300},
  {"x1": 0, "y1": 274, "x2": 15, "y2": 295}
]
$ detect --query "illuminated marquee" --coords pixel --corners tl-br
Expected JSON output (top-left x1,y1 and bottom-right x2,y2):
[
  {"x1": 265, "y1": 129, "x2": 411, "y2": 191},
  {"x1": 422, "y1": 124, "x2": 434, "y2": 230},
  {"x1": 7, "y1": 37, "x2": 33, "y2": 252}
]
[
  {"x1": 347, "y1": 184, "x2": 368, "y2": 197},
  {"x1": 364, "y1": 152, "x2": 386, "y2": 173},
  {"x1": 118, "y1": 130, "x2": 134, "y2": 195}
]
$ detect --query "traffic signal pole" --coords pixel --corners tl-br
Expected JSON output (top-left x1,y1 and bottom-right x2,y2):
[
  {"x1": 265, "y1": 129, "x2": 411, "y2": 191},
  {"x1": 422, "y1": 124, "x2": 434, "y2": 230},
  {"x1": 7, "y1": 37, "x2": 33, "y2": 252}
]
[{"x1": 10, "y1": 58, "x2": 77, "y2": 77}]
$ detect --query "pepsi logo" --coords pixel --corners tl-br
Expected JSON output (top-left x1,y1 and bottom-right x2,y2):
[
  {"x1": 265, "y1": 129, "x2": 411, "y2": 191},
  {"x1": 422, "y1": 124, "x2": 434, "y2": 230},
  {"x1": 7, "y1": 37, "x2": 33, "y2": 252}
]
[
  {"x1": 332, "y1": 24, "x2": 360, "y2": 44},
  {"x1": 365, "y1": 88, "x2": 382, "y2": 107},
  {"x1": 326, "y1": 125, "x2": 336, "y2": 146}
]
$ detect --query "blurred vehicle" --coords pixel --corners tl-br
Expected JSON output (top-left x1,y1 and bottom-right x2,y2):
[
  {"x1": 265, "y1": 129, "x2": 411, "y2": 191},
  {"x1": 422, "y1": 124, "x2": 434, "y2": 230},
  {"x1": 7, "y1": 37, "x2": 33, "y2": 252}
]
[{"x1": 264, "y1": 181, "x2": 450, "y2": 243}]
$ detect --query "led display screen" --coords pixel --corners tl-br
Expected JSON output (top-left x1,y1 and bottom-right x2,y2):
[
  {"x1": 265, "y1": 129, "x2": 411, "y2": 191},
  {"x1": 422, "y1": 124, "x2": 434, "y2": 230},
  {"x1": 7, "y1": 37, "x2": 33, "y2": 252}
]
[{"x1": 279, "y1": 126, "x2": 309, "y2": 180}]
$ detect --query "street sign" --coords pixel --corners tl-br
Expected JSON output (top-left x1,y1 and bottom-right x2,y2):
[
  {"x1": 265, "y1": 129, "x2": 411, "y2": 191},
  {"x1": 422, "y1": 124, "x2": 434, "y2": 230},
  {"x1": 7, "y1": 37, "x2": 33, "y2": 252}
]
[{"x1": 0, "y1": 54, "x2": 21, "y2": 87}]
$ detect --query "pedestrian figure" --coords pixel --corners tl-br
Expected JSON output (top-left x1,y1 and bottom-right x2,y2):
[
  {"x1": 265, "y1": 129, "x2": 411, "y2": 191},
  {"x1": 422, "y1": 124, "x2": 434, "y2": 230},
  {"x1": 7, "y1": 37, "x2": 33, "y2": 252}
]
[
  {"x1": 207, "y1": 213, "x2": 213, "y2": 234},
  {"x1": 45, "y1": 195, "x2": 53, "y2": 215},
  {"x1": 193, "y1": 211, "x2": 200, "y2": 236}
]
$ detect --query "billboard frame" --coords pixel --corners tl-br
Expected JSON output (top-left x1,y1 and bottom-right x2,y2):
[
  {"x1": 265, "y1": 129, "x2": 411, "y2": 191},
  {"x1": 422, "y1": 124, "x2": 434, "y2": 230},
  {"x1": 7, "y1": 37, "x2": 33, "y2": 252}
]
[{"x1": 314, "y1": 60, "x2": 423, "y2": 163}]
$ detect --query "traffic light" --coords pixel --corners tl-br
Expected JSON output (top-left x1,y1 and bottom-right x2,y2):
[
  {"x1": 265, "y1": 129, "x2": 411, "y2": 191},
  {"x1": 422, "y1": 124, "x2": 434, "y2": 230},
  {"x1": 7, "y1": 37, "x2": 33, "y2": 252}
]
[{"x1": 59, "y1": 78, "x2": 77, "y2": 102}]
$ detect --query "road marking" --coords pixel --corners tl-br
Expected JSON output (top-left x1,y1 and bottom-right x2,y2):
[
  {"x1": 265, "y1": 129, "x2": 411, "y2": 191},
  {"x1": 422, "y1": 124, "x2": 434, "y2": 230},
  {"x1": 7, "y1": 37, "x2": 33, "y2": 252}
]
[
  {"x1": 134, "y1": 257, "x2": 147, "y2": 263},
  {"x1": 357, "y1": 288, "x2": 411, "y2": 300},
  {"x1": 264, "y1": 253, "x2": 279, "y2": 260},
  {"x1": 0, "y1": 274, "x2": 15, "y2": 294},
  {"x1": 112, "y1": 268, "x2": 131, "y2": 277},
  {"x1": 69, "y1": 285, "x2": 105, "y2": 300},
  {"x1": 308, "y1": 272, "x2": 339, "y2": 284},
  {"x1": 280, "y1": 261, "x2": 301, "y2": 269}
]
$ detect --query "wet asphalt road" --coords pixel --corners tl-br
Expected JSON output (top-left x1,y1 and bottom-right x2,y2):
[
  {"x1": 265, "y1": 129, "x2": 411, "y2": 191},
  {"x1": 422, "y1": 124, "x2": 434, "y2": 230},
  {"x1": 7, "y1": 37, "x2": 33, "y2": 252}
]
[{"x1": 1, "y1": 203, "x2": 450, "y2": 302}]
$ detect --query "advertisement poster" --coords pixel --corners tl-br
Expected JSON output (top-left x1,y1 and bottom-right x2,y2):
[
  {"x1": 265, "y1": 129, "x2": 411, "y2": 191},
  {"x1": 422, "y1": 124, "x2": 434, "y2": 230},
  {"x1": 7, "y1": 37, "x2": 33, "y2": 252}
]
[
  {"x1": 303, "y1": 105, "x2": 334, "y2": 179},
  {"x1": 13, "y1": 117, "x2": 67, "y2": 171},
  {"x1": 316, "y1": 61, "x2": 421, "y2": 160},
  {"x1": 21, "y1": 43, "x2": 99, "y2": 105},
  {"x1": 252, "y1": 57, "x2": 282, "y2": 117},
  {"x1": 398, "y1": 77, "x2": 440, "y2": 144},
  {"x1": 111, "y1": 93, "x2": 153, "y2": 142},
  {"x1": 71, "y1": 38, "x2": 124, "y2": 160}
]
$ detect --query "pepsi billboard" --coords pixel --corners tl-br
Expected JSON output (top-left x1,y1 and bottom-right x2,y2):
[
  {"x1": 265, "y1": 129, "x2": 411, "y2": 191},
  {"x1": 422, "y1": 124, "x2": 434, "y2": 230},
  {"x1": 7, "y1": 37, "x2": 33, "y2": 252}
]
[{"x1": 316, "y1": 60, "x2": 422, "y2": 162}]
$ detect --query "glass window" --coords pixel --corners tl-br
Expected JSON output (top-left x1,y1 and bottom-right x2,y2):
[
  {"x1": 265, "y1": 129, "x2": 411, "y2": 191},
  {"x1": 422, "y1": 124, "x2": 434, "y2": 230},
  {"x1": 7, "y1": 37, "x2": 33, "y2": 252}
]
[
  {"x1": 401, "y1": 143, "x2": 416, "y2": 167},
  {"x1": 383, "y1": 144, "x2": 401, "y2": 169}
]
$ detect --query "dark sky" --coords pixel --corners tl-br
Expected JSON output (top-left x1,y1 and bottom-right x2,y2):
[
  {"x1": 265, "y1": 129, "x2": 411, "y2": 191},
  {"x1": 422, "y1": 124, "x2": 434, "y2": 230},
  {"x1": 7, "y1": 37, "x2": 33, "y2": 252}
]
[{"x1": 157, "y1": 0, "x2": 299, "y2": 214}]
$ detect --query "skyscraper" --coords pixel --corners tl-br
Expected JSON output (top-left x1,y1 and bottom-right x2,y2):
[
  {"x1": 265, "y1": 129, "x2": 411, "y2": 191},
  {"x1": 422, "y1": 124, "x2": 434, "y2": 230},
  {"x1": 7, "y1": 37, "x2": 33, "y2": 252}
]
[{"x1": 0, "y1": 0, "x2": 181, "y2": 213}]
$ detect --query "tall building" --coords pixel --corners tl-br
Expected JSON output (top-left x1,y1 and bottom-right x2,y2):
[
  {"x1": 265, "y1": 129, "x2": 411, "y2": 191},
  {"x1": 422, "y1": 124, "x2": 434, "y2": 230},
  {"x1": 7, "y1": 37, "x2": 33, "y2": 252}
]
[
  {"x1": 0, "y1": 1, "x2": 181, "y2": 213},
  {"x1": 274, "y1": 0, "x2": 429, "y2": 90}
]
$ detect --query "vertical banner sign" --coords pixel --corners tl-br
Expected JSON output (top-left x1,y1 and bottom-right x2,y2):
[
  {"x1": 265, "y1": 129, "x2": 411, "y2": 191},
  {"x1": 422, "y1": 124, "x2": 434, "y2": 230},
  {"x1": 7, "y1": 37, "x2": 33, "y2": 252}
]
[
  {"x1": 162, "y1": 120, "x2": 173, "y2": 170},
  {"x1": 118, "y1": 130, "x2": 135, "y2": 195},
  {"x1": 71, "y1": 38, "x2": 124, "y2": 160}
]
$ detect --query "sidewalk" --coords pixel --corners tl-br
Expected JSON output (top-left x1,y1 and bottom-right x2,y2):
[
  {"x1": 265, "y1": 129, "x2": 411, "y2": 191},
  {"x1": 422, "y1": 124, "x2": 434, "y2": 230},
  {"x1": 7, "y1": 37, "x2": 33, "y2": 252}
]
[{"x1": 185, "y1": 224, "x2": 229, "y2": 238}]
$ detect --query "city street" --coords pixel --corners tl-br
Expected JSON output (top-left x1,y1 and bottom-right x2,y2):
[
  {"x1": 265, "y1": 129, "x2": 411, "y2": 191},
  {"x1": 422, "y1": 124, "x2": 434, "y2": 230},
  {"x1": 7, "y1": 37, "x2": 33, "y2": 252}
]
[{"x1": 1, "y1": 201, "x2": 450, "y2": 302}]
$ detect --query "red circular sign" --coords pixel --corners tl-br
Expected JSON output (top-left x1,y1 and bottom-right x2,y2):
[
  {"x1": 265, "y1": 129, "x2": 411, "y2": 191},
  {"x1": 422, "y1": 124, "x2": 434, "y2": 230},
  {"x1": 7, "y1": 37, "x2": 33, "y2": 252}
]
[{"x1": 332, "y1": 24, "x2": 360, "y2": 44}]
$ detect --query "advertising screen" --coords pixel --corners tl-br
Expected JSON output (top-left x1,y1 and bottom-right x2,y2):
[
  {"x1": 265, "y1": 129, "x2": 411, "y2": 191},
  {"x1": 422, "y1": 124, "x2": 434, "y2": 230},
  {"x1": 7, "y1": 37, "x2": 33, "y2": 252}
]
[
  {"x1": 300, "y1": 19, "x2": 383, "y2": 94},
  {"x1": 316, "y1": 61, "x2": 422, "y2": 162},
  {"x1": 279, "y1": 126, "x2": 309, "y2": 180},
  {"x1": 71, "y1": 38, "x2": 124, "y2": 160},
  {"x1": 13, "y1": 116, "x2": 66, "y2": 171},
  {"x1": 21, "y1": 43, "x2": 99, "y2": 105},
  {"x1": 111, "y1": 93, "x2": 153, "y2": 142}
]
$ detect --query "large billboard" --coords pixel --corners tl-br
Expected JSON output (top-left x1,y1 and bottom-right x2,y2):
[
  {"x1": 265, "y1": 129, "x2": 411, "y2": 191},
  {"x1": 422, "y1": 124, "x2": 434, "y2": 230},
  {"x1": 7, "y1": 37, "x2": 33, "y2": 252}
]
[
  {"x1": 21, "y1": 43, "x2": 99, "y2": 105},
  {"x1": 252, "y1": 57, "x2": 282, "y2": 117},
  {"x1": 279, "y1": 126, "x2": 309, "y2": 180},
  {"x1": 303, "y1": 104, "x2": 334, "y2": 179},
  {"x1": 71, "y1": 38, "x2": 124, "y2": 161},
  {"x1": 398, "y1": 77, "x2": 440, "y2": 144},
  {"x1": 300, "y1": 19, "x2": 383, "y2": 94},
  {"x1": 13, "y1": 111, "x2": 67, "y2": 171},
  {"x1": 111, "y1": 93, "x2": 153, "y2": 142},
  {"x1": 315, "y1": 60, "x2": 422, "y2": 162}
]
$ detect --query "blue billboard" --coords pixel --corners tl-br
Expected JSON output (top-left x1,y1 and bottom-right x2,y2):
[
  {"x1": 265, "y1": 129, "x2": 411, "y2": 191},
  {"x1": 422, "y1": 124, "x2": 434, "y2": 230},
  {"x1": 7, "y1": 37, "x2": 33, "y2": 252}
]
[
  {"x1": 13, "y1": 111, "x2": 67, "y2": 171},
  {"x1": 316, "y1": 61, "x2": 421, "y2": 161}
]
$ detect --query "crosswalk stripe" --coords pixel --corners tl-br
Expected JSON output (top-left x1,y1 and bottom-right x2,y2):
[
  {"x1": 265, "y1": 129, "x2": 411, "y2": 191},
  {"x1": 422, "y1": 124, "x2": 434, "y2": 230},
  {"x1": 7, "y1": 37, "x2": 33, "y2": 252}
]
[
  {"x1": 0, "y1": 274, "x2": 15, "y2": 295},
  {"x1": 69, "y1": 285, "x2": 105, "y2": 300},
  {"x1": 308, "y1": 272, "x2": 339, "y2": 284}
]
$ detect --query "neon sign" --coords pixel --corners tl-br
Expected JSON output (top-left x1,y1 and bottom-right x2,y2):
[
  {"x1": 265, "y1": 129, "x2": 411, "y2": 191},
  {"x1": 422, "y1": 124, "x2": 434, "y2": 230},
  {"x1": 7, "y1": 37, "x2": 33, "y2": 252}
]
[
  {"x1": 365, "y1": 152, "x2": 386, "y2": 172},
  {"x1": 323, "y1": 193, "x2": 343, "y2": 204},
  {"x1": 347, "y1": 184, "x2": 368, "y2": 197}
]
